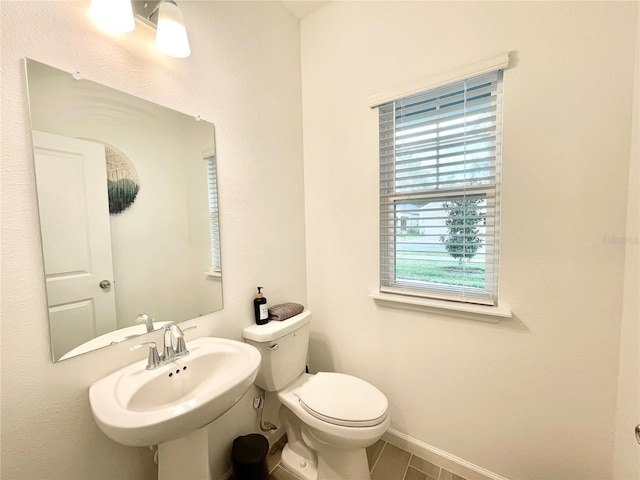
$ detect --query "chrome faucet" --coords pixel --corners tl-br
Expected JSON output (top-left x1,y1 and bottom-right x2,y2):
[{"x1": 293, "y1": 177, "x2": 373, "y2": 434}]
[
  {"x1": 132, "y1": 323, "x2": 196, "y2": 370},
  {"x1": 164, "y1": 323, "x2": 190, "y2": 358},
  {"x1": 135, "y1": 313, "x2": 156, "y2": 333}
]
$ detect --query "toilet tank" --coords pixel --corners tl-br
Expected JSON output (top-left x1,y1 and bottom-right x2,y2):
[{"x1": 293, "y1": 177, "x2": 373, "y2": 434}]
[{"x1": 242, "y1": 310, "x2": 311, "y2": 392}]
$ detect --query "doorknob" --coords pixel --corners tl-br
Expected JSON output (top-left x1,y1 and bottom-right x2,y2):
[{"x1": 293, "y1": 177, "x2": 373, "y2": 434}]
[
  {"x1": 99, "y1": 280, "x2": 112, "y2": 289},
  {"x1": 635, "y1": 424, "x2": 640, "y2": 445}
]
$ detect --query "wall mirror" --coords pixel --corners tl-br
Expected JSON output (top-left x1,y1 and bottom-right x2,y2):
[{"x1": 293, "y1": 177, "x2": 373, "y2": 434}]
[{"x1": 25, "y1": 59, "x2": 223, "y2": 362}]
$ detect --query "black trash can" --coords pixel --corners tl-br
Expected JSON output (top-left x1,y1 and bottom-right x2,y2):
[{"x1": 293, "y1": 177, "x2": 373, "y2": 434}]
[{"x1": 231, "y1": 433, "x2": 270, "y2": 480}]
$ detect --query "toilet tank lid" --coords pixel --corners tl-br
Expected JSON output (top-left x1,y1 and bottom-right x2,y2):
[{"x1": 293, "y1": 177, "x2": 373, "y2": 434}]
[{"x1": 242, "y1": 310, "x2": 311, "y2": 342}]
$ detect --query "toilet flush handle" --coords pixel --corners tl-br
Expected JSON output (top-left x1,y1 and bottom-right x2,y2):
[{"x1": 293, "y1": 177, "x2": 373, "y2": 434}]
[{"x1": 267, "y1": 344, "x2": 279, "y2": 351}]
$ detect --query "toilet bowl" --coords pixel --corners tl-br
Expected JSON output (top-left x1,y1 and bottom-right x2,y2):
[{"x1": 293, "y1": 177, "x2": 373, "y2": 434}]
[
  {"x1": 278, "y1": 373, "x2": 389, "y2": 480},
  {"x1": 243, "y1": 311, "x2": 390, "y2": 480}
]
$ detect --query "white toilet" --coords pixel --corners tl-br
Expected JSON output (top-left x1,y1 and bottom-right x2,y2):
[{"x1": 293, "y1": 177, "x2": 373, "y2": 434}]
[{"x1": 243, "y1": 311, "x2": 390, "y2": 480}]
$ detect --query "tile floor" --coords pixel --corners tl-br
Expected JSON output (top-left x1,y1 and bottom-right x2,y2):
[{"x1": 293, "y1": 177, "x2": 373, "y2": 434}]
[{"x1": 267, "y1": 437, "x2": 468, "y2": 480}]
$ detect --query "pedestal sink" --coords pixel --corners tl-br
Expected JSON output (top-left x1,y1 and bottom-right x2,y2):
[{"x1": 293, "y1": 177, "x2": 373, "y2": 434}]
[{"x1": 89, "y1": 337, "x2": 261, "y2": 480}]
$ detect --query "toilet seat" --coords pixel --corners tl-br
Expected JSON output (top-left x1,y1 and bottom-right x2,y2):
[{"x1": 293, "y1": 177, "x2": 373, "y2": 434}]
[{"x1": 298, "y1": 372, "x2": 388, "y2": 427}]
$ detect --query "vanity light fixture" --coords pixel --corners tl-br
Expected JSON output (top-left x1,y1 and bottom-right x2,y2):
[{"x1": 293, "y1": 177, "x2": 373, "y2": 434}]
[
  {"x1": 132, "y1": 0, "x2": 191, "y2": 58},
  {"x1": 90, "y1": 0, "x2": 135, "y2": 32},
  {"x1": 155, "y1": 1, "x2": 191, "y2": 58},
  {"x1": 91, "y1": 0, "x2": 191, "y2": 58}
]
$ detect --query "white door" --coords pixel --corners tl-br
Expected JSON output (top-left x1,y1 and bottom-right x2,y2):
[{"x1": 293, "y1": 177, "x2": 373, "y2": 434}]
[{"x1": 33, "y1": 131, "x2": 117, "y2": 360}]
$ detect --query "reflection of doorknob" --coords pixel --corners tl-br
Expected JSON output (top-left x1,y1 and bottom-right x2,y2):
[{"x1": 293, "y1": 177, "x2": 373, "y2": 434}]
[{"x1": 99, "y1": 280, "x2": 112, "y2": 289}]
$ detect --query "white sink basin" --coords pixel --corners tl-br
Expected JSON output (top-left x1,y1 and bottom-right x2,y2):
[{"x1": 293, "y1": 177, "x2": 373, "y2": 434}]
[{"x1": 89, "y1": 337, "x2": 261, "y2": 447}]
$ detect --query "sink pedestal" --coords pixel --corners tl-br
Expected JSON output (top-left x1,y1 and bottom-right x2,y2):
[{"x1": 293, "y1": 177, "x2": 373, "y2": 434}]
[{"x1": 158, "y1": 427, "x2": 211, "y2": 480}]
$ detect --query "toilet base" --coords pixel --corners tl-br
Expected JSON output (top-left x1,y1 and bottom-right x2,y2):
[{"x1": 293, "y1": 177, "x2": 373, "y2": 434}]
[
  {"x1": 302, "y1": 427, "x2": 372, "y2": 480},
  {"x1": 281, "y1": 443, "x2": 317, "y2": 480},
  {"x1": 280, "y1": 439, "x2": 373, "y2": 480}
]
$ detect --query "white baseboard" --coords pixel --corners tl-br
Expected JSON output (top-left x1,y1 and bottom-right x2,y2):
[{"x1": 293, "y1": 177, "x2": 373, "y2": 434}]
[
  {"x1": 382, "y1": 429, "x2": 510, "y2": 480},
  {"x1": 220, "y1": 427, "x2": 509, "y2": 480}
]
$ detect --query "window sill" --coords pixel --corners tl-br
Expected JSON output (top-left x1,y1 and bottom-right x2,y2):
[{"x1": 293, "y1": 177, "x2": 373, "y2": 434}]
[{"x1": 368, "y1": 292, "x2": 512, "y2": 323}]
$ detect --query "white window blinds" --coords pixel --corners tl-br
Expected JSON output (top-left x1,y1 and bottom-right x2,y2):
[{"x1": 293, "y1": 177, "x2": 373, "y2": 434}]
[
  {"x1": 205, "y1": 155, "x2": 221, "y2": 273},
  {"x1": 378, "y1": 70, "x2": 503, "y2": 306}
]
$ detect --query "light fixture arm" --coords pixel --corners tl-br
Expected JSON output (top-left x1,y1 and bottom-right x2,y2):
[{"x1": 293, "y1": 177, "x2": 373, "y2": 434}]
[
  {"x1": 132, "y1": 1, "x2": 162, "y2": 29},
  {"x1": 132, "y1": 0, "x2": 177, "y2": 26}
]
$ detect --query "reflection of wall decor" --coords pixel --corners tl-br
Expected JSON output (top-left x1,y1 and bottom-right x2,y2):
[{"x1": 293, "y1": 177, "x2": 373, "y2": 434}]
[{"x1": 104, "y1": 143, "x2": 139, "y2": 214}]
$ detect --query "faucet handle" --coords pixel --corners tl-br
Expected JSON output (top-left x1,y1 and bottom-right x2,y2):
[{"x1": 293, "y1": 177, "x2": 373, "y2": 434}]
[{"x1": 130, "y1": 341, "x2": 161, "y2": 370}]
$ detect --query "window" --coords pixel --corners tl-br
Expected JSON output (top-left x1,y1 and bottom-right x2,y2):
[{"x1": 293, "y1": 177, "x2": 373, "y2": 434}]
[
  {"x1": 378, "y1": 70, "x2": 503, "y2": 306},
  {"x1": 205, "y1": 154, "x2": 221, "y2": 273}
]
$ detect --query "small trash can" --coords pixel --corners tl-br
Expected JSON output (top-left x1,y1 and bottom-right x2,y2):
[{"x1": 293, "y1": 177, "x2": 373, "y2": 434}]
[{"x1": 231, "y1": 433, "x2": 270, "y2": 480}]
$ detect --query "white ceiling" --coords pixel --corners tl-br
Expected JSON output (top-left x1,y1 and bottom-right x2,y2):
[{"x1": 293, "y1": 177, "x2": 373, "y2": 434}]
[{"x1": 281, "y1": 1, "x2": 331, "y2": 19}]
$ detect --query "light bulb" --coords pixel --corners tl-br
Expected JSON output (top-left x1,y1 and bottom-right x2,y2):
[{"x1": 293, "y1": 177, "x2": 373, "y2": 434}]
[
  {"x1": 90, "y1": 0, "x2": 135, "y2": 33},
  {"x1": 156, "y1": 1, "x2": 191, "y2": 58}
]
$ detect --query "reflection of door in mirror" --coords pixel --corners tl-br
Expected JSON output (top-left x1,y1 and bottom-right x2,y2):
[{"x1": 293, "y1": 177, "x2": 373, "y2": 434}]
[{"x1": 33, "y1": 131, "x2": 117, "y2": 360}]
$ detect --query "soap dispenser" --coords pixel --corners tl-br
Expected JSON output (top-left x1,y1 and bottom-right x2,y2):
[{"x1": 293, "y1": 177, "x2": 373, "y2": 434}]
[{"x1": 254, "y1": 287, "x2": 269, "y2": 325}]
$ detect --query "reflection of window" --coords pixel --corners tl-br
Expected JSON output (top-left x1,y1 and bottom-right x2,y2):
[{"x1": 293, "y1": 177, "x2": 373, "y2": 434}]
[
  {"x1": 378, "y1": 70, "x2": 503, "y2": 305},
  {"x1": 205, "y1": 155, "x2": 221, "y2": 273}
]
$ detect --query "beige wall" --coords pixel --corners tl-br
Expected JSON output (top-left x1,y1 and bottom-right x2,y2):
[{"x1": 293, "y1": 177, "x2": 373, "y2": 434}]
[
  {"x1": 613, "y1": 3, "x2": 640, "y2": 478},
  {"x1": 0, "y1": 2, "x2": 305, "y2": 479},
  {"x1": 300, "y1": 2, "x2": 637, "y2": 479}
]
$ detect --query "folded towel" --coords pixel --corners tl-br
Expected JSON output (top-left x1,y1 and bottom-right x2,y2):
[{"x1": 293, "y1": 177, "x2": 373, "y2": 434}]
[{"x1": 268, "y1": 302, "x2": 304, "y2": 321}]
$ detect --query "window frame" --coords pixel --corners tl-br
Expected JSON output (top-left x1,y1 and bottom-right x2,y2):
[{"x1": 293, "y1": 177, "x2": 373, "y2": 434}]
[{"x1": 377, "y1": 70, "x2": 504, "y2": 307}]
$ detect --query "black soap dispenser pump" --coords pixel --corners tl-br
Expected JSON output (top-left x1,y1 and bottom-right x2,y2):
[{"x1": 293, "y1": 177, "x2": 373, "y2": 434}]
[{"x1": 254, "y1": 287, "x2": 268, "y2": 325}]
